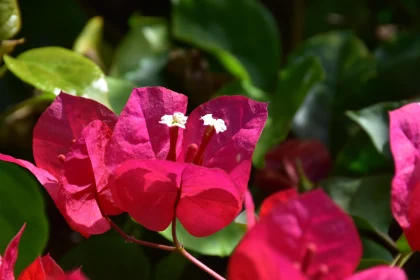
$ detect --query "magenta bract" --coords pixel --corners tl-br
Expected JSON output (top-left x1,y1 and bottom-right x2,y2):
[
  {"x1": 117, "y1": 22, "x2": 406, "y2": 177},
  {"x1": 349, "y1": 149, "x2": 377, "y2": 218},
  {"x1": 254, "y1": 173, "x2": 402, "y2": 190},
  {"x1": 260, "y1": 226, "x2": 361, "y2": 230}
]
[
  {"x1": 228, "y1": 189, "x2": 407, "y2": 280},
  {"x1": 107, "y1": 87, "x2": 267, "y2": 236},
  {"x1": 0, "y1": 93, "x2": 121, "y2": 237},
  {"x1": 389, "y1": 103, "x2": 420, "y2": 251}
]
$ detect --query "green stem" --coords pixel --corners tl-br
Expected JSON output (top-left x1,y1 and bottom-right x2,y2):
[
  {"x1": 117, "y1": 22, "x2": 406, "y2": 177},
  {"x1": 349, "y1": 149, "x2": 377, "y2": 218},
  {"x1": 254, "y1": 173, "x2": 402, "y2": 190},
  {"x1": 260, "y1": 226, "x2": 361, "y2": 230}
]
[{"x1": 392, "y1": 252, "x2": 414, "y2": 268}]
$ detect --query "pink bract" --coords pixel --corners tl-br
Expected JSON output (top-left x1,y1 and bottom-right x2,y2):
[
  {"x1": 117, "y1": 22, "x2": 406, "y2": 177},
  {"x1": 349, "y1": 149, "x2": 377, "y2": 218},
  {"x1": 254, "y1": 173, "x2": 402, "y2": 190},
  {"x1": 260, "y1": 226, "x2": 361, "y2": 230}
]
[
  {"x1": 228, "y1": 189, "x2": 407, "y2": 280},
  {"x1": 0, "y1": 92, "x2": 121, "y2": 237},
  {"x1": 389, "y1": 103, "x2": 420, "y2": 250},
  {"x1": 108, "y1": 87, "x2": 267, "y2": 236},
  {"x1": 114, "y1": 159, "x2": 241, "y2": 236},
  {"x1": 0, "y1": 224, "x2": 88, "y2": 280}
]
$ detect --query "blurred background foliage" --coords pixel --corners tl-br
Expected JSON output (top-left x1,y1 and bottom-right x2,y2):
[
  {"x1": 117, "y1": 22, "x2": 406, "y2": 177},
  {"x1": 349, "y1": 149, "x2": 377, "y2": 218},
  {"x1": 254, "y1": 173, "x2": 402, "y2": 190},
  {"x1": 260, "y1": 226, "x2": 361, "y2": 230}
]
[{"x1": 1, "y1": 0, "x2": 420, "y2": 278}]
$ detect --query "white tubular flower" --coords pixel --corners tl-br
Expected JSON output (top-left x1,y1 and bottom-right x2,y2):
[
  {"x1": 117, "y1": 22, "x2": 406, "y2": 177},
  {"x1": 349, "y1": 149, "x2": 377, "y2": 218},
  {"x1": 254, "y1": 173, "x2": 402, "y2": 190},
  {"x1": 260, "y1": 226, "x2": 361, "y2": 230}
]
[
  {"x1": 200, "y1": 114, "x2": 227, "y2": 134},
  {"x1": 159, "y1": 112, "x2": 188, "y2": 129}
]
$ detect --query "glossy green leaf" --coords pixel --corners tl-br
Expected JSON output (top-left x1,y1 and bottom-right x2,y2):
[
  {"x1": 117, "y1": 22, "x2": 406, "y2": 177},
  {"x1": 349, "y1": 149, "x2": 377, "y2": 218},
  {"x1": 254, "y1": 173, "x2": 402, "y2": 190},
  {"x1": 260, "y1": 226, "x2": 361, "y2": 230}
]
[
  {"x1": 73, "y1": 16, "x2": 106, "y2": 68},
  {"x1": 323, "y1": 174, "x2": 393, "y2": 235},
  {"x1": 290, "y1": 32, "x2": 374, "y2": 148},
  {"x1": 173, "y1": 0, "x2": 280, "y2": 91},
  {"x1": 0, "y1": 161, "x2": 48, "y2": 274},
  {"x1": 106, "y1": 77, "x2": 135, "y2": 114},
  {"x1": 60, "y1": 233, "x2": 150, "y2": 279},
  {"x1": 373, "y1": 33, "x2": 420, "y2": 100},
  {"x1": 357, "y1": 259, "x2": 390, "y2": 271},
  {"x1": 334, "y1": 129, "x2": 393, "y2": 176},
  {"x1": 154, "y1": 253, "x2": 188, "y2": 280},
  {"x1": 216, "y1": 79, "x2": 267, "y2": 101},
  {"x1": 360, "y1": 237, "x2": 393, "y2": 263},
  {"x1": 3, "y1": 47, "x2": 110, "y2": 107},
  {"x1": 253, "y1": 56, "x2": 325, "y2": 167},
  {"x1": 347, "y1": 102, "x2": 402, "y2": 158},
  {"x1": 160, "y1": 220, "x2": 245, "y2": 257},
  {"x1": 0, "y1": 0, "x2": 21, "y2": 41},
  {"x1": 397, "y1": 234, "x2": 412, "y2": 254},
  {"x1": 110, "y1": 15, "x2": 169, "y2": 86}
]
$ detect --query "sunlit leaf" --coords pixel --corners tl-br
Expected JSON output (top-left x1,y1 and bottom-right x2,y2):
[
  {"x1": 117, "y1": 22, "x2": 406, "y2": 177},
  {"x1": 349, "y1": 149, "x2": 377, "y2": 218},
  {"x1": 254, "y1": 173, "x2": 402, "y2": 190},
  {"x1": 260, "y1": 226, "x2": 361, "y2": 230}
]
[
  {"x1": 110, "y1": 15, "x2": 169, "y2": 87},
  {"x1": 4, "y1": 47, "x2": 110, "y2": 107},
  {"x1": 160, "y1": 220, "x2": 245, "y2": 257},
  {"x1": 0, "y1": 0, "x2": 21, "y2": 41}
]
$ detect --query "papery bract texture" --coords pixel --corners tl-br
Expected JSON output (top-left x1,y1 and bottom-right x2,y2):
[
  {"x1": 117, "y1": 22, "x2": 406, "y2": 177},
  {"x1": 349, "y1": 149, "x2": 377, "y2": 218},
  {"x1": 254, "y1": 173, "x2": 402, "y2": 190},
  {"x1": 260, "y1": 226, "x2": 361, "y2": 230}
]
[
  {"x1": 18, "y1": 254, "x2": 89, "y2": 280},
  {"x1": 179, "y1": 95, "x2": 268, "y2": 193},
  {"x1": 346, "y1": 266, "x2": 407, "y2": 280},
  {"x1": 114, "y1": 159, "x2": 241, "y2": 236},
  {"x1": 389, "y1": 103, "x2": 420, "y2": 250},
  {"x1": 0, "y1": 224, "x2": 25, "y2": 280},
  {"x1": 33, "y1": 92, "x2": 117, "y2": 179},
  {"x1": 259, "y1": 188, "x2": 298, "y2": 218},
  {"x1": 105, "y1": 87, "x2": 188, "y2": 170},
  {"x1": 0, "y1": 92, "x2": 121, "y2": 237},
  {"x1": 228, "y1": 189, "x2": 362, "y2": 280}
]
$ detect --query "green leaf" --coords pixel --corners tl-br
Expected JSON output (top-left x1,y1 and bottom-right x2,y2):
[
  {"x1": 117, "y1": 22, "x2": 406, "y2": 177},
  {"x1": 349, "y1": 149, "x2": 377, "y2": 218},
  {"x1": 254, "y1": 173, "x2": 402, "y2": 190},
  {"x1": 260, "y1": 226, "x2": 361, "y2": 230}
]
[
  {"x1": 172, "y1": 0, "x2": 280, "y2": 91},
  {"x1": 0, "y1": 0, "x2": 21, "y2": 41},
  {"x1": 334, "y1": 129, "x2": 393, "y2": 176},
  {"x1": 110, "y1": 15, "x2": 169, "y2": 86},
  {"x1": 323, "y1": 174, "x2": 393, "y2": 235},
  {"x1": 396, "y1": 234, "x2": 412, "y2": 254},
  {"x1": 107, "y1": 77, "x2": 135, "y2": 114},
  {"x1": 290, "y1": 32, "x2": 374, "y2": 149},
  {"x1": 160, "y1": 220, "x2": 245, "y2": 257},
  {"x1": 154, "y1": 253, "x2": 188, "y2": 280},
  {"x1": 216, "y1": 79, "x2": 267, "y2": 101},
  {"x1": 360, "y1": 237, "x2": 393, "y2": 262},
  {"x1": 253, "y1": 56, "x2": 325, "y2": 167},
  {"x1": 3, "y1": 47, "x2": 110, "y2": 107},
  {"x1": 0, "y1": 161, "x2": 48, "y2": 274},
  {"x1": 373, "y1": 33, "x2": 420, "y2": 100},
  {"x1": 347, "y1": 102, "x2": 402, "y2": 158},
  {"x1": 73, "y1": 16, "x2": 106, "y2": 68},
  {"x1": 60, "y1": 232, "x2": 150, "y2": 279},
  {"x1": 357, "y1": 258, "x2": 390, "y2": 271}
]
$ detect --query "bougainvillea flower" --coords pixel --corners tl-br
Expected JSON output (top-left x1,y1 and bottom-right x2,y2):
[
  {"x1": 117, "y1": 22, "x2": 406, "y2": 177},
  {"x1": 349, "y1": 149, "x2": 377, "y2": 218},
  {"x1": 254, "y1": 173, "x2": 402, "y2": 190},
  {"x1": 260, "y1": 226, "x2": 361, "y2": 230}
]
[
  {"x1": 107, "y1": 87, "x2": 267, "y2": 236},
  {"x1": 0, "y1": 224, "x2": 88, "y2": 280},
  {"x1": 18, "y1": 254, "x2": 88, "y2": 280},
  {"x1": 0, "y1": 92, "x2": 121, "y2": 236},
  {"x1": 228, "y1": 189, "x2": 407, "y2": 280},
  {"x1": 390, "y1": 103, "x2": 420, "y2": 251},
  {"x1": 254, "y1": 139, "x2": 332, "y2": 193}
]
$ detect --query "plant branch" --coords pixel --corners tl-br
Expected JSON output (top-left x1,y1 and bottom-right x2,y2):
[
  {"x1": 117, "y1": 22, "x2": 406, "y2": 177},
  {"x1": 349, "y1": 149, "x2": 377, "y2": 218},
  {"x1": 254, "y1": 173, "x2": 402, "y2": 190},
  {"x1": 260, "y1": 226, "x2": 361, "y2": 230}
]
[
  {"x1": 179, "y1": 248, "x2": 226, "y2": 280},
  {"x1": 105, "y1": 216, "x2": 177, "y2": 252},
  {"x1": 171, "y1": 189, "x2": 226, "y2": 280}
]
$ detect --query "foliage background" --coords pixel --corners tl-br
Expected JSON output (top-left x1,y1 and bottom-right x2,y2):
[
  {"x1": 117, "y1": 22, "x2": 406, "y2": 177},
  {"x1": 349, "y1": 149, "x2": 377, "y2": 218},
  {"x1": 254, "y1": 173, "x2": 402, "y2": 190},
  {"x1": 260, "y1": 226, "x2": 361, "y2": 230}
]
[{"x1": 1, "y1": 0, "x2": 420, "y2": 278}]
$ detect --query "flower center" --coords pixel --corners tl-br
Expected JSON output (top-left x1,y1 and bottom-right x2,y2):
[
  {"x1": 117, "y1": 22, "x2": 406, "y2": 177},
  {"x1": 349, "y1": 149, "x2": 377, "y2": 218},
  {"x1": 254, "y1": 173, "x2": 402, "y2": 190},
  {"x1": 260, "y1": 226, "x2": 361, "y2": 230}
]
[
  {"x1": 159, "y1": 112, "x2": 188, "y2": 129},
  {"x1": 192, "y1": 114, "x2": 226, "y2": 165},
  {"x1": 160, "y1": 112, "x2": 227, "y2": 164},
  {"x1": 295, "y1": 243, "x2": 329, "y2": 280},
  {"x1": 160, "y1": 112, "x2": 188, "y2": 161}
]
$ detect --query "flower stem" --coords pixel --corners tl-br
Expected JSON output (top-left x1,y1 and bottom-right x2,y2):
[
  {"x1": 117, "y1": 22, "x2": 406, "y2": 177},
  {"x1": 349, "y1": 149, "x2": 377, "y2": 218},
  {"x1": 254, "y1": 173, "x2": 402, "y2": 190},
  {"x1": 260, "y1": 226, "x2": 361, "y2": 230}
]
[
  {"x1": 171, "y1": 189, "x2": 226, "y2": 280},
  {"x1": 179, "y1": 248, "x2": 226, "y2": 280},
  {"x1": 392, "y1": 252, "x2": 413, "y2": 268},
  {"x1": 105, "y1": 216, "x2": 176, "y2": 252}
]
